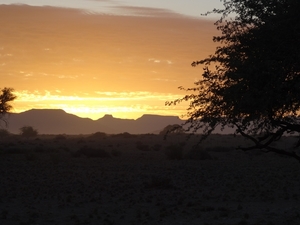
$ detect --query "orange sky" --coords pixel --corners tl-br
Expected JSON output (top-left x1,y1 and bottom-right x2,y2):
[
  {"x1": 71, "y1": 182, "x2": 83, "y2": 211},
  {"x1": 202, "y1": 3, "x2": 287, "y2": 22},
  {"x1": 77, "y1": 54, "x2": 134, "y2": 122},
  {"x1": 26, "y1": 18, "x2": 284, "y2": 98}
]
[{"x1": 0, "y1": 5, "x2": 218, "y2": 119}]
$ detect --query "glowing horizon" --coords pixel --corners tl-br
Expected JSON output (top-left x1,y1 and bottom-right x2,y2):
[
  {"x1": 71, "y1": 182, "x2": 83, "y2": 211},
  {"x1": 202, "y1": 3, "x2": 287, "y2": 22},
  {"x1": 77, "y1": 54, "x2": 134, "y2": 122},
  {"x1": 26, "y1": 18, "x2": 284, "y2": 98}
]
[
  {"x1": 1, "y1": 5, "x2": 218, "y2": 120},
  {"x1": 12, "y1": 90, "x2": 189, "y2": 120}
]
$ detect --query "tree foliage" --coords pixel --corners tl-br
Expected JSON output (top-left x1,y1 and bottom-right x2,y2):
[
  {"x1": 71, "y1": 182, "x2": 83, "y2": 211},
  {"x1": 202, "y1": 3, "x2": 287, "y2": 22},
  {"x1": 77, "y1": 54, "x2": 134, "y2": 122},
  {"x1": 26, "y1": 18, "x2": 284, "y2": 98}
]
[
  {"x1": 0, "y1": 87, "x2": 16, "y2": 126},
  {"x1": 20, "y1": 126, "x2": 38, "y2": 138},
  {"x1": 159, "y1": 124, "x2": 184, "y2": 136},
  {"x1": 167, "y1": 0, "x2": 300, "y2": 161}
]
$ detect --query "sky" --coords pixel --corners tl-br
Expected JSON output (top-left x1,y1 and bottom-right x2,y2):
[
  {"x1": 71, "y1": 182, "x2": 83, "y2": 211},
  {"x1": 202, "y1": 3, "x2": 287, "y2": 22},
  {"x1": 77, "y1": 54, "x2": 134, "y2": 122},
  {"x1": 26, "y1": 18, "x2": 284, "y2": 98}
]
[{"x1": 0, "y1": 0, "x2": 223, "y2": 120}]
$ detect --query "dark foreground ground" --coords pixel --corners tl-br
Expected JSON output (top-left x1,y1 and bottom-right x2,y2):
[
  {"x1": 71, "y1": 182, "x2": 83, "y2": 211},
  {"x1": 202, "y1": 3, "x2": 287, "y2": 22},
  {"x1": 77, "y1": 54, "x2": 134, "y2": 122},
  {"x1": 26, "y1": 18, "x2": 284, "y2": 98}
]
[{"x1": 0, "y1": 133, "x2": 300, "y2": 225}]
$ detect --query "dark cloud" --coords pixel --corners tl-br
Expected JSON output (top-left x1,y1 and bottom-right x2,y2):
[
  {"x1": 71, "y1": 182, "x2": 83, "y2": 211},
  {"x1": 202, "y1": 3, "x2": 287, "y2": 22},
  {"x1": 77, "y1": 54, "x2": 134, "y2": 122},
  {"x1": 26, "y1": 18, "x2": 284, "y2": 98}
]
[{"x1": 110, "y1": 6, "x2": 183, "y2": 17}]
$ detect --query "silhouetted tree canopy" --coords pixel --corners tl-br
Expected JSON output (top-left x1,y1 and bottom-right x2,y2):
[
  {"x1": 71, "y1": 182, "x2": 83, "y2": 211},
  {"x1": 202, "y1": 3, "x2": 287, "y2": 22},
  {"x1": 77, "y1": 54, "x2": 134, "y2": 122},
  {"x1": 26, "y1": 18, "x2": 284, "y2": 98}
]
[
  {"x1": 159, "y1": 124, "x2": 184, "y2": 136},
  {"x1": 20, "y1": 126, "x2": 38, "y2": 138},
  {"x1": 0, "y1": 87, "x2": 16, "y2": 126},
  {"x1": 167, "y1": 0, "x2": 300, "y2": 161}
]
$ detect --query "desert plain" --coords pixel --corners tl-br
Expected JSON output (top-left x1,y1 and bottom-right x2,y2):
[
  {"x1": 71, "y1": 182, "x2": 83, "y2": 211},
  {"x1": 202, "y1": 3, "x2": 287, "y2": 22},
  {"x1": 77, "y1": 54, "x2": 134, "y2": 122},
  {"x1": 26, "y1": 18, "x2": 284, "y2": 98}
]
[{"x1": 0, "y1": 133, "x2": 300, "y2": 225}]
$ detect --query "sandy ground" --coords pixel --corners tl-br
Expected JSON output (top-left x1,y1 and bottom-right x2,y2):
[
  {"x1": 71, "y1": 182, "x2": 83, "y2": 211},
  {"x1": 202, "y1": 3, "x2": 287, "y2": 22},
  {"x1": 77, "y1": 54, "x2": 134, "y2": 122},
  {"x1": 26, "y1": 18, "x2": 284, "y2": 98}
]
[{"x1": 0, "y1": 134, "x2": 300, "y2": 225}]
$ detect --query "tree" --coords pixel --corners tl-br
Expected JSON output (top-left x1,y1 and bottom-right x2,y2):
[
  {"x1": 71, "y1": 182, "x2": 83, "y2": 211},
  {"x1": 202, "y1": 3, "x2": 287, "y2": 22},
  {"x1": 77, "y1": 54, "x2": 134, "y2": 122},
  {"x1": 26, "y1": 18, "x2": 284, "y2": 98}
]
[
  {"x1": 159, "y1": 124, "x2": 184, "y2": 136},
  {"x1": 167, "y1": 0, "x2": 300, "y2": 161},
  {"x1": 0, "y1": 87, "x2": 16, "y2": 127},
  {"x1": 20, "y1": 126, "x2": 38, "y2": 138}
]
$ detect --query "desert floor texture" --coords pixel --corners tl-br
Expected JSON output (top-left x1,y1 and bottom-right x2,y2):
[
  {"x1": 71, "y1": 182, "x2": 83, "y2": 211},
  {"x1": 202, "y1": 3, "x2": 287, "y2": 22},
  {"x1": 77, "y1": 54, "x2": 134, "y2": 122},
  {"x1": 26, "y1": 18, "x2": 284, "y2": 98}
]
[{"x1": 0, "y1": 133, "x2": 300, "y2": 225}]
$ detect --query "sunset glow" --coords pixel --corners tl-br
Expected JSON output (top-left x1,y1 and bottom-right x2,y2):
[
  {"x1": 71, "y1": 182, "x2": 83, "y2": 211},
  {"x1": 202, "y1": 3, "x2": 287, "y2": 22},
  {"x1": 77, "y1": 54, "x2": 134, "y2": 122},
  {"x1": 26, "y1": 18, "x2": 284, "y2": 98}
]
[
  {"x1": 13, "y1": 90, "x2": 188, "y2": 119},
  {"x1": 1, "y1": 4, "x2": 218, "y2": 119}
]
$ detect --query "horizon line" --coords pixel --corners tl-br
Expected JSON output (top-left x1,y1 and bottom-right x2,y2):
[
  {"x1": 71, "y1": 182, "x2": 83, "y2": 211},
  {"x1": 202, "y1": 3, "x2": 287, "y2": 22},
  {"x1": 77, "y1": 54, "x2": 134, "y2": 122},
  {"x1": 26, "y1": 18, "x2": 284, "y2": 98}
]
[{"x1": 8, "y1": 108, "x2": 185, "y2": 121}]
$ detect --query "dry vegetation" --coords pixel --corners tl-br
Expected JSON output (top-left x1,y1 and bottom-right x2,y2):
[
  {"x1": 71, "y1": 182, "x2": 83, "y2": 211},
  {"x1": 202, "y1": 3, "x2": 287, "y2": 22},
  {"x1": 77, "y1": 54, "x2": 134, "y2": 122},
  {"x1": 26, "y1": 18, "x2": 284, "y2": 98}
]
[{"x1": 0, "y1": 133, "x2": 299, "y2": 225}]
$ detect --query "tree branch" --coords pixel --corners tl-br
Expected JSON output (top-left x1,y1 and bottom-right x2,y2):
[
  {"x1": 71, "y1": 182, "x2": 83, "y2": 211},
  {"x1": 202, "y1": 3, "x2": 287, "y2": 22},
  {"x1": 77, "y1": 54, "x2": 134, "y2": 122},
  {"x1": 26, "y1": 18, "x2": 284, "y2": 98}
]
[{"x1": 235, "y1": 123, "x2": 300, "y2": 162}]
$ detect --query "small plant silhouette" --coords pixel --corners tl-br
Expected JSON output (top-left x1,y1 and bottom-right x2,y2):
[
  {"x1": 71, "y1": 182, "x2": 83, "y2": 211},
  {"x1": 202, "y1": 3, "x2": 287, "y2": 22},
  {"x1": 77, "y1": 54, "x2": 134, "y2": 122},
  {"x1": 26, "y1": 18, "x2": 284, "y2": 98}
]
[
  {"x1": 73, "y1": 145, "x2": 110, "y2": 158},
  {"x1": 0, "y1": 129, "x2": 10, "y2": 138},
  {"x1": 20, "y1": 126, "x2": 38, "y2": 138},
  {"x1": 164, "y1": 144, "x2": 184, "y2": 160},
  {"x1": 186, "y1": 147, "x2": 213, "y2": 160},
  {"x1": 136, "y1": 141, "x2": 150, "y2": 151}
]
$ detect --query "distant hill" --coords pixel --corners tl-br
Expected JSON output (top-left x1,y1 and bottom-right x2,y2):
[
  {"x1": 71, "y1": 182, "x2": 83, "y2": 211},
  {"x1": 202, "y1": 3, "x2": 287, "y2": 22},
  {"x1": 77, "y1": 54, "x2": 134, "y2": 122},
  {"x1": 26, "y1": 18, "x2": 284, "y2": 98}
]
[{"x1": 4, "y1": 109, "x2": 185, "y2": 135}]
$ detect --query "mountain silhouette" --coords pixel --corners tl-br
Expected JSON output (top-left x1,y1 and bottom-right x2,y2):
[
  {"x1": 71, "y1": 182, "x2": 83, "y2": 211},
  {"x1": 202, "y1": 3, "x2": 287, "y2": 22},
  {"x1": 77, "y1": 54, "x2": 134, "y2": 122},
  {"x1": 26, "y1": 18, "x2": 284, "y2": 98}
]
[{"x1": 5, "y1": 109, "x2": 184, "y2": 135}]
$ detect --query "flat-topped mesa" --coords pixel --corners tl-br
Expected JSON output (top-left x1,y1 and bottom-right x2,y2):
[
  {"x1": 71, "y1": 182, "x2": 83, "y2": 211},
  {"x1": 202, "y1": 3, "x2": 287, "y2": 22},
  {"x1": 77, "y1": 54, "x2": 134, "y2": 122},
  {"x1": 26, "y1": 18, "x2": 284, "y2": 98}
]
[
  {"x1": 138, "y1": 114, "x2": 181, "y2": 120},
  {"x1": 101, "y1": 114, "x2": 114, "y2": 120},
  {"x1": 23, "y1": 108, "x2": 67, "y2": 115}
]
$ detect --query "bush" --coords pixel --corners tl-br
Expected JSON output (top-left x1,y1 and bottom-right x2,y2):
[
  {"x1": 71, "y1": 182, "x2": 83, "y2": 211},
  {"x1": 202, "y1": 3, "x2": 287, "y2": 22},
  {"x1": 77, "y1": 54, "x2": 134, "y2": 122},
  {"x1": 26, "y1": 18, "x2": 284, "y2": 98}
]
[
  {"x1": 0, "y1": 129, "x2": 10, "y2": 138},
  {"x1": 49, "y1": 153, "x2": 61, "y2": 164},
  {"x1": 77, "y1": 138, "x2": 86, "y2": 144},
  {"x1": 6, "y1": 147, "x2": 25, "y2": 154},
  {"x1": 165, "y1": 144, "x2": 183, "y2": 160},
  {"x1": 25, "y1": 152, "x2": 38, "y2": 161},
  {"x1": 89, "y1": 132, "x2": 107, "y2": 139},
  {"x1": 151, "y1": 143, "x2": 162, "y2": 151},
  {"x1": 136, "y1": 141, "x2": 150, "y2": 151},
  {"x1": 73, "y1": 145, "x2": 110, "y2": 158},
  {"x1": 54, "y1": 134, "x2": 67, "y2": 141},
  {"x1": 20, "y1": 126, "x2": 38, "y2": 138},
  {"x1": 33, "y1": 145, "x2": 45, "y2": 153},
  {"x1": 185, "y1": 147, "x2": 213, "y2": 160},
  {"x1": 113, "y1": 132, "x2": 134, "y2": 138}
]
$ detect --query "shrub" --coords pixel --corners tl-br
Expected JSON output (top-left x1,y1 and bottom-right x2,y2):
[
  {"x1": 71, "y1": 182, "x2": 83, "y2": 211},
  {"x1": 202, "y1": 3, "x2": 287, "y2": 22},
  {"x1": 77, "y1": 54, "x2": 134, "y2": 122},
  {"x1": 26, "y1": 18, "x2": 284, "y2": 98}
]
[
  {"x1": 54, "y1": 134, "x2": 67, "y2": 141},
  {"x1": 113, "y1": 132, "x2": 134, "y2": 138},
  {"x1": 74, "y1": 145, "x2": 110, "y2": 158},
  {"x1": 60, "y1": 146, "x2": 70, "y2": 152},
  {"x1": 89, "y1": 132, "x2": 107, "y2": 139},
  {"x1": 20, "y1": 126, "x2": 38, "y2": 138},
  {"x1": 6, "y1": 147, "x2": 25, "y2": 154},
  {"x1": 164, "y1": 144, "x2": 183, "y2": 160},
  {"x1": 25, "y1": 152, "x2": 39, "y2": 161},
  {"x1": 151, "y1": 143, "x2": 162, "y2": 151},
  {"x1": 49, "y1": 153, "x2": 61, "y2": 164},
  {"x1": 185, "y1": 147, "x2": 213, "y2": 160},
  {"x1": 33, "y1": 144, "x2": 45, "y2": 153},
  {"x1": 0, "y1": 129, "x2": 10, "y2": 138},
  {"x1": 77, "y1": 138, "x2": 86, "y2": 144},
  {"x1": 136, "y1": 141, "x2": 150, "y2": 151}
]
